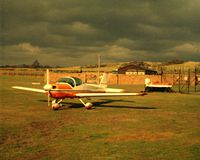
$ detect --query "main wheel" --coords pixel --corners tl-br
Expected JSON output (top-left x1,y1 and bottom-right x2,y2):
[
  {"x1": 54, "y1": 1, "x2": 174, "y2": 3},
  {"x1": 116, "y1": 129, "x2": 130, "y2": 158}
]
[
  {"x1": 85, "y1": 102, "x2": 93, "y2": 109},
  {"x1": 145, "y1": 87, "x2": 151, "y2": 92}
]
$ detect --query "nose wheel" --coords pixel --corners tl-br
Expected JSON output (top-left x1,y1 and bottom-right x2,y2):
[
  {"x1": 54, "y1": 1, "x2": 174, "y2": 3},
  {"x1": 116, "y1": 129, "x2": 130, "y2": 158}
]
[{"x1": 51, "y1": 99, "x2": 63, "y2": 110}]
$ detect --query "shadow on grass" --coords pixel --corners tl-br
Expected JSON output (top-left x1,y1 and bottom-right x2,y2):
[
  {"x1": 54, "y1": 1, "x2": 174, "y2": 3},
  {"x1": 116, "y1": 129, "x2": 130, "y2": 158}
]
[{"x1": 39, "y1": 99, "x2": 157, "y2": 110}]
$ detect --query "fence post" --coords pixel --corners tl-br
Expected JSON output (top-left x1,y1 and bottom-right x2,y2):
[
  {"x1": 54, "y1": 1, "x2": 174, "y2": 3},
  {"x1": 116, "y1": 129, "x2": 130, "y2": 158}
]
[
  {"x1": 161, "y1": 67, "x2": 163, "y2": 83},
  {"x1": 187, "y1": 68, "x2": 190, "y2": 94},
  {"x1": 194, "y1": 67, "x2": 198, "y2": 92},
  {"x1": 117, "y1": 74, "x2": 119, "y2": 85},
  {"x1": 178, "y1": 69, "x2": 181, "y2": 93}
]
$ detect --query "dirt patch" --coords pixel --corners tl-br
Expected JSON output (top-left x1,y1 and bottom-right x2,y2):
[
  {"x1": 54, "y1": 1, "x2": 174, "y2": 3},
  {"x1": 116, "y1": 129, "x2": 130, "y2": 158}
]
[
  {"x1": 1, "y1": 120, "x2": 63, "y2": 147},
  {"x1": 24, "y1": 120, "x2": 66, "y2": 139},
  {"x1": 183, "y1": 137, "x2": 200, "y2": 146},
  {"x1": 108, "y1": 115, "x2": 138, "y2": 122},
  {"x1": 15, "y1": 150, "x2": 52, "y2": 160},
  {"x1": 91, "y1": 115, "x2": 138, "y2": 123},
  {"x1": 105, "y1": 131, "x2": 175, "y2": 142}
]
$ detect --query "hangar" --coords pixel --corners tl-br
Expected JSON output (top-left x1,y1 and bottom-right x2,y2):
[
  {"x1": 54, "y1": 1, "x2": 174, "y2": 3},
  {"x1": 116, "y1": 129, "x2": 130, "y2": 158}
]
[{"x1": 117, "y1": 63, "x2": 157, "y2": 75}]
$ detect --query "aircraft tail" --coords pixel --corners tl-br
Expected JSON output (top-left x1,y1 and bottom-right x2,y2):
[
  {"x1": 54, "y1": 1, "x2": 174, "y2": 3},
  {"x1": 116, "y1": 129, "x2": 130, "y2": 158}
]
[
  {"x1": 145, "y1": 78, "x2": 151, "y2": 85},
  {"x1": 99, "y1": 73, "x2": 108, "y2": 88}
]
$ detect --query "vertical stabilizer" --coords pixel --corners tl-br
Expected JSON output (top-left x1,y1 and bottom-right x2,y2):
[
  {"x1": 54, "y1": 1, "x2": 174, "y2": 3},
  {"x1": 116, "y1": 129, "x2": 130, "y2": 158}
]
[
  {"x1": 145, "y1": 78, "x2": 151, "y2": 85},
  {"x1": 99, "y1": 73, "x2": 108, "y2": 88}
]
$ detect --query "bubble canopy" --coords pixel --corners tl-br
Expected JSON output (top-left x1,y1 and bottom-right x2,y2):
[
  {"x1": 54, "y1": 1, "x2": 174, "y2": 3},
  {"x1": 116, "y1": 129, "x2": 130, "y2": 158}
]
[{"x1": 57, "y1": 77, "x2": 82, "y2": 87}]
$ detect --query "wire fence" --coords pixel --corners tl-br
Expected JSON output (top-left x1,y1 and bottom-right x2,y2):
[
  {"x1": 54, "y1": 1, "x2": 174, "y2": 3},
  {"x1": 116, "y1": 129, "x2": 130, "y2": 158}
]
[{"x1": 161, "y1": 67, "x2": 200, "y2": 93}]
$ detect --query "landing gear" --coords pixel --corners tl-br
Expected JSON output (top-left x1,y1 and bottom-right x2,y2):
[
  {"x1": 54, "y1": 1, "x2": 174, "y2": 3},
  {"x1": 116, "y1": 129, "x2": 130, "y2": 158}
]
[
  {"x1": 79, "y1": 98, "x2": 93, "y2": 109},
  {"x1": 51, "y1": 99, "x2": 63, "y2": 110},
  {"x1": 50, "y1": 98, "x2": 93, "y2": 110}
]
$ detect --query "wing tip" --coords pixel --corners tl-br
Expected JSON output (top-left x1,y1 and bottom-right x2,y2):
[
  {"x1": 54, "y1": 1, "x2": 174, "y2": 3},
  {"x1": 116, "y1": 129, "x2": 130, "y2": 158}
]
[{"x1": 140, "y1": 91, "x2": 148, "y2": 96}]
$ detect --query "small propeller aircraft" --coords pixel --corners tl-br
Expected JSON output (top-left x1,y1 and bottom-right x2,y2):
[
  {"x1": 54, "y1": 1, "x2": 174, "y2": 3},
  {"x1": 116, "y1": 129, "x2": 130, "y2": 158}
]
[{"x1": 12, "y1": 70, "x2": 146, "y2": 110}]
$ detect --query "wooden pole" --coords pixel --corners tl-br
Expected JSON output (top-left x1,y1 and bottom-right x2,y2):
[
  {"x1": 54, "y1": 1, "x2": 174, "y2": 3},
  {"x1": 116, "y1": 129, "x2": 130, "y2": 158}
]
[
  {"x1": 194, "y1": 67, "x2": 197, "y2": 92},
  {"x1": 187, "y1": 68, "x2": 190, "y2": 94},
  {"x1": 161, "y1": 67, "x2": 163, "y2": 83},
  {"x1": 178, "y1": 69, "x2": 181, "y2": 93},
  {"x1": 117, "y1": 74, "x2": 119, "y2": 85},
  {"x1": 97, "y1": 54, "x2": 101, "y2": 84}
]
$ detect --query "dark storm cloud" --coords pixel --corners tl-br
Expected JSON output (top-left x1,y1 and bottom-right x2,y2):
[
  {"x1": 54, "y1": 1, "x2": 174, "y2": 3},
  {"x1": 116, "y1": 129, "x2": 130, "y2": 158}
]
[{"x1": 1, "y1": 0, "x2": 200, "y2": 66}]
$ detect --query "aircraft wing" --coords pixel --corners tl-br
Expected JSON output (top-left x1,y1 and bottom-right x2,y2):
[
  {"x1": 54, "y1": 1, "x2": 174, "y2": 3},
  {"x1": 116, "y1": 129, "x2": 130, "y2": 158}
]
[
  {"x1": 12, "y1": 86, "x2": 147, "y2": 97},
  {"x1": 12, "y1": 86, "x2": 46, "y2": 93},
  {"x1": 75, "y1": 92, "x2": 146, "y2": 97}
]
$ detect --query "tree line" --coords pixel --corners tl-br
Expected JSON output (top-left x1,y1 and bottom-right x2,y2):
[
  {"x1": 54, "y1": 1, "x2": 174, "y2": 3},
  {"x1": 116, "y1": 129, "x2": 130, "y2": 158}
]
[{"x1": 0, "y1": 60, "x2": 57, "y2": 68}]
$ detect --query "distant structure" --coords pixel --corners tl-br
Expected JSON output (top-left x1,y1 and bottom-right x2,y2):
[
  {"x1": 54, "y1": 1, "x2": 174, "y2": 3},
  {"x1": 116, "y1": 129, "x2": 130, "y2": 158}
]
[
  {"x1": 117, "y1": 62, "x2": 157, "y2": 75},
  {"x1": 125, "y1": 69, "x2": 145, "y2": 75}
]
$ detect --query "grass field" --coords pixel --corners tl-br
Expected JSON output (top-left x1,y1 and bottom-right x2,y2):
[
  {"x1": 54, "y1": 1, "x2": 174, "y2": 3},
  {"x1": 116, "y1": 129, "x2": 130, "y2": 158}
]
[{"x1": 0, "y1": 76, "x2": 200, "y2": 160}]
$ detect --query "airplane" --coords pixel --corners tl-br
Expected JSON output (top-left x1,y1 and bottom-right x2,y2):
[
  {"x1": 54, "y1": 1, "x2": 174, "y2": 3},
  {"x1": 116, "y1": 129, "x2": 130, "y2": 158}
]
[{"x1": 12, "y1": 69, "x2": 147, "y2": 110}]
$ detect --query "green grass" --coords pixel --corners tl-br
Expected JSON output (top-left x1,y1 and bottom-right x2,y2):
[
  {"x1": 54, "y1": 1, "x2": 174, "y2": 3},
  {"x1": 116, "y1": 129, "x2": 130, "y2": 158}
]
[{"x1": 0, "y1": 76, "x2": 200, "y2": 160}]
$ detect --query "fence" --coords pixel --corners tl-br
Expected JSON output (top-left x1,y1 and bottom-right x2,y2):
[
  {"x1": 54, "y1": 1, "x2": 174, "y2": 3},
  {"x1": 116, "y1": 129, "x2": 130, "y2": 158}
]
[{"x1": 166, "y1": 68, "x2": 200, "y2": 93}]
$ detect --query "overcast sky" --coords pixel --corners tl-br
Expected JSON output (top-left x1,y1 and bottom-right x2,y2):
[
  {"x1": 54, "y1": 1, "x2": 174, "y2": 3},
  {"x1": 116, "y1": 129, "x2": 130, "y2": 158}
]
[{"x1": 0, "y1": 0, "x2": 200, "y2": 66}]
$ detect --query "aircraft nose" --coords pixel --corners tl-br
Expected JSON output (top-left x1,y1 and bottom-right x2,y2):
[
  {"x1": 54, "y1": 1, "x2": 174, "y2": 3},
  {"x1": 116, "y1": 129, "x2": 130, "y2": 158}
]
[{"x1": 43, "y1": 84, "x2": 52, "y2": 91}]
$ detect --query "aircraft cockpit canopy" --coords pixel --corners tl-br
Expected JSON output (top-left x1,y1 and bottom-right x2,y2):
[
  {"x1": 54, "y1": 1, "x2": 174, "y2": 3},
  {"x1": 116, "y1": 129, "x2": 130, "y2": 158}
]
[{"x1": 58, "y1": 77, "x2": 82, "y2": 87}]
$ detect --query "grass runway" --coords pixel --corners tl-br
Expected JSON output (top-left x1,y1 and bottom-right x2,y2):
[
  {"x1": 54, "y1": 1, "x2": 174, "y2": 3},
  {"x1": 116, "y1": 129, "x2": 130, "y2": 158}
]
[{"x1": 0, "y1": 76, "x2": 200, "y2": 160}]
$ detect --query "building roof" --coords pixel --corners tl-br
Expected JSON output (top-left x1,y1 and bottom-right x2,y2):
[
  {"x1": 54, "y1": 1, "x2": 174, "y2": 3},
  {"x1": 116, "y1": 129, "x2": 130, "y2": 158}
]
[{"x1": 118, "y1": 63, "x2": 157, "y2": 74}]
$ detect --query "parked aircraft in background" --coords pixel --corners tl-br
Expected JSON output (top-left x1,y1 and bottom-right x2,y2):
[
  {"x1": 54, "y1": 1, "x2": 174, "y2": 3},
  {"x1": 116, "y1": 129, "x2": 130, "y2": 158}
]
[
  {"x1": 12, "y1": 70, "x2": 146, "y2": 110},
  {"x1": 144, "y1": 78, "x2": 173, "y2": 92}
]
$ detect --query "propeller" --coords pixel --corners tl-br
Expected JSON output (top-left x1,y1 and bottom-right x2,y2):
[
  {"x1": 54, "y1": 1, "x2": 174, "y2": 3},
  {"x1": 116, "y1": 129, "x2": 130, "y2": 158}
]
[
  {"x1": 47, "y1": 69, "x2": 50, "y2": 106},
  {"x1": 43, "y1": 69, "x2": 51, "y2": 106}
]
